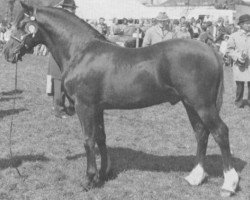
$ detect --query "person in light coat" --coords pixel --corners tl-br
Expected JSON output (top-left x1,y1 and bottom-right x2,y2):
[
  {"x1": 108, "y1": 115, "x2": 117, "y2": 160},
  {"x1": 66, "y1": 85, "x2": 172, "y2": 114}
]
[
  {"x1": 227, "y1": 14, "x2": 250, "y2": 108},
  {"x1": 142, "y1": 12, "x2": 174, "y2": 47}
]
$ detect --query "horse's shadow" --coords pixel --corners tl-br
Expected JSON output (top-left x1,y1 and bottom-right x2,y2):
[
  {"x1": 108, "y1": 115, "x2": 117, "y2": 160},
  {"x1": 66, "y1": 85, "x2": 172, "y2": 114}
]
[
  {"x1": 0, "y1": 154, "x2": 50, "y2": 170},
  {"x1": 0, "y1": 96, "x2": 23, "y2": 102},
  {"x1": 67, "y1": 147, "x2": 247, "y2": 178},
  {"x1": 0, "y1": 108, "x2": 27, "y2": 119},
  {"x1": 0, "y1": 89, "x2": 23, "y2": 96}
]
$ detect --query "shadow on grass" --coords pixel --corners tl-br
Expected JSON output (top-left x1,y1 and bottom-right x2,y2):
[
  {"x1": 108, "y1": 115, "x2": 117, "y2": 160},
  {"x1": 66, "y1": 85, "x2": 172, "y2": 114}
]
[
  {"x1": 0, "y1": 154, "x2": 50, "y2": 169},
  {"x1": 67, "y1": 147, "x2": 246, "y2": 178},
  {"x1": 0, "y1": 108, "x2": 27, "y2": 119},
  {"x1": 0, "y1": 89, "x2": 23, "y2": 96},
  {"x1": 0, "y1": 96, "x2": 23, "y2": 102}
]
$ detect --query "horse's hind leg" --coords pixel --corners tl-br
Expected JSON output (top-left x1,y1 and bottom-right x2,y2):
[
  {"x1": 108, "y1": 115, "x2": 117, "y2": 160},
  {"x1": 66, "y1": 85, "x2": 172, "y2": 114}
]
[
  {"x1": 197, "y1": 106, "x2": 239, "y2": 196},
  {"x1": 95, "y1": 109, "x2": 111, "y2": 181},
  {"x1": 75, "y1": 103, "x2": 99, "y2": 190},
  {"x1": 183, "y1": 102, "x2": 209, "y2": 186}
]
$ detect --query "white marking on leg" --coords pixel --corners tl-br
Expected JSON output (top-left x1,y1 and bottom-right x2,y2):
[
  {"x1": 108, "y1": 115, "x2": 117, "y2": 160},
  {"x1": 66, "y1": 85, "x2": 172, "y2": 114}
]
[
  {"x1": 185, "y1": 164, "x2": 207, "y2": 186},
  {"x1": 221, "y1": 168, "x2": 239, "y2": 193}
]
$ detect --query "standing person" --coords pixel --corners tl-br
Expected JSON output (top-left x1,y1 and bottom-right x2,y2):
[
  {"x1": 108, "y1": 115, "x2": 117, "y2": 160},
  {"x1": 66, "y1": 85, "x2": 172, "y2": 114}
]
[
  {"x1": 110, "y1": 18, "x2": 123, "y2": 36},
  {"x1": 3, "y1": 23, "x2": 12, "y2": 42},
  {"x1": 142, "y1": 12, "x2": 174, "y2": 47},
  {"x1": 227, "y1": 14, "x2": 250, "y2": 108},
  {"x1": 120, "y1": 18, "x2": 128, "y2": 34},
  {"x1": 123, "y1": 18, "x2": 136, "y2": 36},
  {"x1": 96, "y1": 17, "x2": 108, "y2": 36},
  {"x1": 47, "y1": 0, "x2": 77, "y2": 118},
  {"x1": 198, "y1": 24, "x2": 214, "y2": 46},
  {"x1": 190, "y1": 20, "x2": 201, "y2": 39},
  {"x1": 215, "y1": 17, "x2": 228, "y2": 45},
  {"x1": 174, "y1": 22, "x2": 191, "y2": 39},
  {"x1": 180, "y1": 16, "x2": 186, "y2": 27},
  {"x1": 0, "y1": 23, "x2": 6, "y2": 42},
  {"x1": 172, "y1": 19, "x2": 180, "y2": 35}
]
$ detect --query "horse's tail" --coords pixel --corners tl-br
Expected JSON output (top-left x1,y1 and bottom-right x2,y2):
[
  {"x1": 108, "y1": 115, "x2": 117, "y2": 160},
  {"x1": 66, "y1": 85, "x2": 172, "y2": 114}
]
[{"x1": 215, "y1": 51, "x2": 225, "y2": 113}]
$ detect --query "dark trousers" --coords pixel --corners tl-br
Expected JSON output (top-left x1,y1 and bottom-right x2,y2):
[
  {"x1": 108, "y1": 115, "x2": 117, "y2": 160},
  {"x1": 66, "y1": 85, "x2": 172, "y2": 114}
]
[
  {"x1": 235, "y1": 81, "x2": 250, "y2": 103},
  {"x1": 53, "y1": 78, "x2": 65, "y2": 111}
]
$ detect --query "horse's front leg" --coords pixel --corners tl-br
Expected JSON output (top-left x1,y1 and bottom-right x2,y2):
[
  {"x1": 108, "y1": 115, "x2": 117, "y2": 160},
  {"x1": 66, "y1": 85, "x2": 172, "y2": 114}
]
[
  {"x1": 95, "y1": 109, "x2": 111, "y2": 181},
  {"x1": 75, "y1": 103, "x2": 99, "y2": 190}
]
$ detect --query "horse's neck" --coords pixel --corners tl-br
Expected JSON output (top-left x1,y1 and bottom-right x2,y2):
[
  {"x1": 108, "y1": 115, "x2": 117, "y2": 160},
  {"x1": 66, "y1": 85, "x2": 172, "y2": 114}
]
[{"x1": 38, "y1": 9, "x2": 101, "y2": 72}]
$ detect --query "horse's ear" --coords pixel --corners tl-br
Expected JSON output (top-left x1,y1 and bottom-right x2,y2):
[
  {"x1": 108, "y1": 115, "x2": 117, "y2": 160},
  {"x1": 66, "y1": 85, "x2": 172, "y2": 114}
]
[{"x1": 20, "y1": 1, "x2": 34, "y2": 16}]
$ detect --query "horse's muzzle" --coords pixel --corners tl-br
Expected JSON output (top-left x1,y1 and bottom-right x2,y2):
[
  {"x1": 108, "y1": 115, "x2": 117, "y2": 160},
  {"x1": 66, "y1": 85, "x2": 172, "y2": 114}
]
[{"x1": 3, "y1": 48, "x2": 19, "y2": 63}]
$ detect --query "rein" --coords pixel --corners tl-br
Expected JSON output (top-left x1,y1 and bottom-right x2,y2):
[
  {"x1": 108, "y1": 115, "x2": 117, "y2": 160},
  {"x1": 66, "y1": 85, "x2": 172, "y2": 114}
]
[{"x1": 9, "y1": 58, "x2": 23, "y2": 177}]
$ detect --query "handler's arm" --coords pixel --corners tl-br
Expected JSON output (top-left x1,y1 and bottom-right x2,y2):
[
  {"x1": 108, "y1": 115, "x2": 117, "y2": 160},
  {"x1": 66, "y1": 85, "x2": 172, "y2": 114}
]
[
  {"x1": 227, "y1": 35, "x2": 240, "y2": 61},
  {"x1": 142, "y1": 30, "x2": 151, "y2": 47}
]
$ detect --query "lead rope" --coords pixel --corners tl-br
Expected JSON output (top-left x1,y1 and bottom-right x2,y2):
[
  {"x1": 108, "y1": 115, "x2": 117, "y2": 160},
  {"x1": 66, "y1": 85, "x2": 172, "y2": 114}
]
[{"x1": 9, "y1": 60, "x2": 22, "y2": 177}]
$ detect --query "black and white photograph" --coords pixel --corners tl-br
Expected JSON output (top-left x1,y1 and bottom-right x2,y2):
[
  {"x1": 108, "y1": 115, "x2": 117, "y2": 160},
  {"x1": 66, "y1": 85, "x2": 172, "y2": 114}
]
[{"x1": 0, "y1": 0, "x2": 249, "y2": 199}]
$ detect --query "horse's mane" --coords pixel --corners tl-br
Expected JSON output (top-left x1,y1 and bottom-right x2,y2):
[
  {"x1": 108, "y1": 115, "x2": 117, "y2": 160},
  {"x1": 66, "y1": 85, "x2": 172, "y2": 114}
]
[{"x1": 46, "y1": 7, "x2": 107, "y2": 41}]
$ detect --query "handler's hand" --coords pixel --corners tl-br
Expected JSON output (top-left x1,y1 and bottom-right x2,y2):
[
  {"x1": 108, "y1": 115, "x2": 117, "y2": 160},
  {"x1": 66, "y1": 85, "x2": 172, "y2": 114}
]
[{"x1": 236, "y1": 56, "x2": 247, "y2": 68}]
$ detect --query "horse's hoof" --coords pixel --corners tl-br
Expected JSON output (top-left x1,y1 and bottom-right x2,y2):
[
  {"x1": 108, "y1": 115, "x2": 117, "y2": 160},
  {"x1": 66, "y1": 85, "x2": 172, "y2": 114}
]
[
  {"x1": 81, "y1": 183, "x2": 92, "y2": 192},
  {"x1": 81, "y1": 176, "x2": 104, "y2": 191},
  {"x1": 185, "y1": 174, "x2": 208, "y2": 186},
  {"x1": 221, "y1": 168, "x2": 239, "y2": 196},
  {"x1": 220, "y1": 189, "x2": 235, "y2": 197},
  {"x1": 185, "y1": 165, "x2": 208, "y2": 186},
  {"x1": 81, "y1": 179, "x2": 97, "y2": 191}
]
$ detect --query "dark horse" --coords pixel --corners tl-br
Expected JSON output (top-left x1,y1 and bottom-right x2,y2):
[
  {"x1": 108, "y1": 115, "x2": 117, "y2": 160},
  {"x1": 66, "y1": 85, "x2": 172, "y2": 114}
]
[{"x1": 4, "y1": 2, "x2": 239, "y2": 197}]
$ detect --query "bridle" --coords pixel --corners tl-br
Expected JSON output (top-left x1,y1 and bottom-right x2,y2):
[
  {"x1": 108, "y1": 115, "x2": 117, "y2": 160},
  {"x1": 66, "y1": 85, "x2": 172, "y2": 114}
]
[{"x1": 10, "y1": 10, "x2": 38, "y2": 57}]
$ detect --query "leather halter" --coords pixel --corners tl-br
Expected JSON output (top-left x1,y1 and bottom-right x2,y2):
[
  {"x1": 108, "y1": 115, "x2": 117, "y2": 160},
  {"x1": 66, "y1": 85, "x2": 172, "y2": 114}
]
[{"x1": 10, "y1": 9, "x2": 37, "y2": 55}]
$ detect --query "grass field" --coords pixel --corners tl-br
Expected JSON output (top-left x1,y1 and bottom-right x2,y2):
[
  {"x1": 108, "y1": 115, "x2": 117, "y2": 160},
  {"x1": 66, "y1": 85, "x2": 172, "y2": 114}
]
[{"x1": 0, "y1": 53, "x2": 249, "y2": 200}]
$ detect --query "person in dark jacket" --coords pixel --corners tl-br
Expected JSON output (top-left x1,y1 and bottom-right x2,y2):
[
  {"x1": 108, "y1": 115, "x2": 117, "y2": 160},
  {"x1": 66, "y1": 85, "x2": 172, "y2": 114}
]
[
  {"x1": 199, "y1": 24, "x2": 214, "y2": 46},
  {"x1": 47, "y1": 0, "x2": 77, "y2": 118},
  {"x1": 214, "y1": 17, "x2": 229, "y2": 44}
]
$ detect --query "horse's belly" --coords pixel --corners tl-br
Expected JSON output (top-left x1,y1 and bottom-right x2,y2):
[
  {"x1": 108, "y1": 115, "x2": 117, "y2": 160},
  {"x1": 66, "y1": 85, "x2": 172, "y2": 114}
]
[{"x1": 102, "y1": 81, "x2": 180, "y2": 109}]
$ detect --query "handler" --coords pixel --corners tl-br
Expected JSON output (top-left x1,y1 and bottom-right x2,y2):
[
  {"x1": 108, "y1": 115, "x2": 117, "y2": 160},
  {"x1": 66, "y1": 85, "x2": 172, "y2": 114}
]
[
  {"x1": 47, "y1": 0, "x2": 77, "y2": 118},
  {"x1": 227, "y1": 14, "x2": 250, "y2": 108},
  {"x1": 142, "y1": 12, "x2": 174, "y2": 47}
]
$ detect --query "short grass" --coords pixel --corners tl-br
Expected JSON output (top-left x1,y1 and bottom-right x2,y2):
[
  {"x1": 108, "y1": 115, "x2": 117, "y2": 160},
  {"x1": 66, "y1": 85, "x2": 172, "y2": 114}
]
[{"x1": 0, "y1": 54, "x2": 249, "y2": 200}]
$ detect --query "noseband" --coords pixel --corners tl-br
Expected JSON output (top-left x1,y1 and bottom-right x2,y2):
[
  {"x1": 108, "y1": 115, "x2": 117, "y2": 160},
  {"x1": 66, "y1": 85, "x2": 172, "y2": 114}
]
[{"x1": 10, "y1": 33, "x2": 32, "y2": 55}]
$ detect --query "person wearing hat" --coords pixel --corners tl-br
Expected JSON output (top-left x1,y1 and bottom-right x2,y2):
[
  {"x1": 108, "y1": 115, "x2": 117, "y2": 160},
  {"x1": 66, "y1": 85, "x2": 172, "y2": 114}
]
[
  {"x1": 142, "y1": 12, "x2": 174, "y2": 47},
  {"x1": 47, "y1": 0, "x2": 77, "y2": 118},
  {"x1": 60, "y1": 0, "x2": 77, "y2": 13},
  {"x1": 227, "y1": 14, "x2": 250, "y2": 108}
]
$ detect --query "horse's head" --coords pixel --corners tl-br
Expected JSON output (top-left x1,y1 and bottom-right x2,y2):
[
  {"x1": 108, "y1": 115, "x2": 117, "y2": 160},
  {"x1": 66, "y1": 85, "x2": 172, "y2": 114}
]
[{"x1": 4, "y1": 2, "x2": 41, "y2": 63}]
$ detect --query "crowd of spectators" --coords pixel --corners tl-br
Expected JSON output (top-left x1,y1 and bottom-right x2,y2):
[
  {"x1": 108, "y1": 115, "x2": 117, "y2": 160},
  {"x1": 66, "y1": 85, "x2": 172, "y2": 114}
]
[{"x1": 85, "y1": 12, "x2": 237, "y2": 55}]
